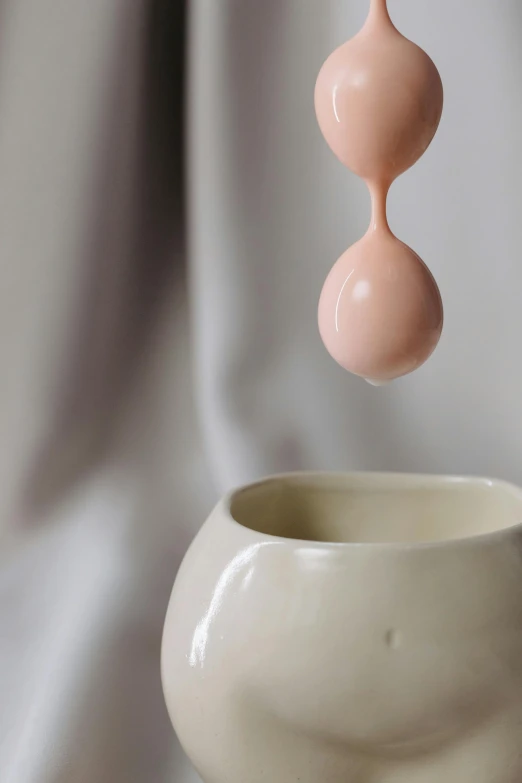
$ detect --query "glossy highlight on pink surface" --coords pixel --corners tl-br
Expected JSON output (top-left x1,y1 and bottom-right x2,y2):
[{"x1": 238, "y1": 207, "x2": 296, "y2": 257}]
[{"x1": 315, "y1": 0, "x2": 444, "y2": 383}]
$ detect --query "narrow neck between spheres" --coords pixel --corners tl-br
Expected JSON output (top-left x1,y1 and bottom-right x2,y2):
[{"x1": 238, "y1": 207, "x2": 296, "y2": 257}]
[{"x1": 368, "y1": 181, "x2": 391, "y2": 234}]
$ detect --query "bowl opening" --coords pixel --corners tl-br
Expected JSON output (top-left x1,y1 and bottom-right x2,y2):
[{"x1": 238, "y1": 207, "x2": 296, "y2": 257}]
[{"x1": 229, "y1": 474, "x2": 522, "y2": 545}]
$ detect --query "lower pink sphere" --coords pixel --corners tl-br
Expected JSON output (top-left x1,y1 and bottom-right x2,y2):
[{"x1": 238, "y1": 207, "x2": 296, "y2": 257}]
[{"x1": 318, "y1": 231, "x2": 443, "y2": 382}]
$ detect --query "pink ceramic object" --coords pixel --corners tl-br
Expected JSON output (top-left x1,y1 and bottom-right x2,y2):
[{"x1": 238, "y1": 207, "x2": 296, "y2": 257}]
[{"x1": 315, "y1": 0, "x2": 444, "y2": 383}]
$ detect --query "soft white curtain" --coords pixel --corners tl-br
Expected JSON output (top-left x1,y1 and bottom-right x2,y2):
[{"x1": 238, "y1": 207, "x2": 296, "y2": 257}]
[{"x1": 1, "y1": 1, "x2": 522, "y2": 781}]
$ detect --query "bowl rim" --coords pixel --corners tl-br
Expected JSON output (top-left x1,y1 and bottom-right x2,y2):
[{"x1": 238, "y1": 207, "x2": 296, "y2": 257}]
[{"x1": 221, "y1": 470, "x2": 522, "y2": 551}]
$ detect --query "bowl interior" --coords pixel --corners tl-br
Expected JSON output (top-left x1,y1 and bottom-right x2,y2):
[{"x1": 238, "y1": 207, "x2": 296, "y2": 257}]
[{"x1": 229, "y1": 474, "x2": 522, "y2": 544}]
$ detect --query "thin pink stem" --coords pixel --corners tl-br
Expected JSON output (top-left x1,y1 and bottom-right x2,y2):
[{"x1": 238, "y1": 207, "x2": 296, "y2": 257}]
[
  {"x1": 369, "y1": 182, "x2": 390, "y2": 233},
  {"x1": 367, "y1": 0, "x2": 392, "y2": 26}
]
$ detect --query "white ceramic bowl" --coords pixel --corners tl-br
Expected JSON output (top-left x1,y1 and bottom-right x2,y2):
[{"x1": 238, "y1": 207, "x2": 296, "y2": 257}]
[{"x1": 162, "y1": 472, "x2": 522, "y2": 783}]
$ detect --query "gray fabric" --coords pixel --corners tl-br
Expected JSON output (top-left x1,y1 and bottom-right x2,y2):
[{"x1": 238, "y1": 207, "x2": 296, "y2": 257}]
[
  {"x1": 2, "y1": 1, "x2": 522, "y2": 781},
  {"x1": 0, "y1": 2, "x2": 203, "y2": 781}
]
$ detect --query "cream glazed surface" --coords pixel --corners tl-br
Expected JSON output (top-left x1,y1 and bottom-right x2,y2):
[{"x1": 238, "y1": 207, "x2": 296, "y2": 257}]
[{"x1": 162, "y1": 473, "x2": 522, "y2": 783}]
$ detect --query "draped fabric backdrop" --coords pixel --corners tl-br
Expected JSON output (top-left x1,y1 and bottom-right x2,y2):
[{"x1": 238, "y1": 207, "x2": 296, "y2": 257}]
[{"x1": 1, "y1": 1, "x2": 522, "y2": 781}]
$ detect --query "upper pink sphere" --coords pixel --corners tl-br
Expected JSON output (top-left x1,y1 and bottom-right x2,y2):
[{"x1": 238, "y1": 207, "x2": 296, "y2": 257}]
[{"x1": 314, "y1": 15, "x2": 443, "y2": 182}]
